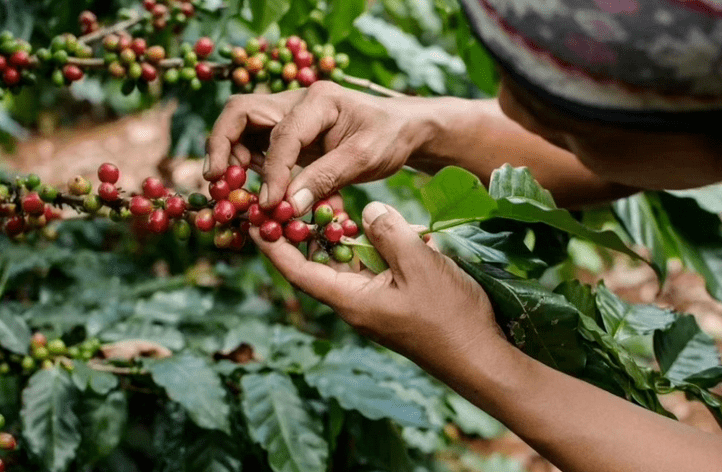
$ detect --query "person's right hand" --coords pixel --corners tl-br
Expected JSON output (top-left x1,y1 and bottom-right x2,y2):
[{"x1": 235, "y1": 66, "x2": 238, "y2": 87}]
[{"x1": 205, "y1": 81, "x2": 433, "y2": 215}]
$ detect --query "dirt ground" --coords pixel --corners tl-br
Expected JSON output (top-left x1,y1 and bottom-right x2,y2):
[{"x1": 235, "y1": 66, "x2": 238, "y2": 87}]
[{"x1": 2, "y1": 107, "x2": 721, "y2": 472}]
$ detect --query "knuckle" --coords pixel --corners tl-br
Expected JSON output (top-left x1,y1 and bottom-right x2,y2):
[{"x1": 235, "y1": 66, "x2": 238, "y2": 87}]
[
  {"x1": 370, "y1": 213, "x2": 401, "y2": 238},
  {"x1": 306, "y1": 80, "x2": 338, "y2": 98},
  {"x1": 311, "y1": 167, "x2": 338, "y2": 195}
]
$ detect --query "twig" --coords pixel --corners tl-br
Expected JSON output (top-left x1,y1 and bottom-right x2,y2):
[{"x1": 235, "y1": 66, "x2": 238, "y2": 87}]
[
  {"x1": 78, "y1": 11, "x2": 144, "y2": 45},
  {"x1": 87, "y1": 359, "x2": 147, "y2": 375},
  {"x1": 342, "y1": 74, "x2": 405, "y2": 98}
]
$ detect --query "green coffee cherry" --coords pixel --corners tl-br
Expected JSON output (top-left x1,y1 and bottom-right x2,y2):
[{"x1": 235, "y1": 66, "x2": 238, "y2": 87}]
[
  {"x1": 0, "y1": 363, "x2": 9, "y2": 375},
  {"x1": 270, "y1": 78, "x2": 285, "y2": 93},
  {"x1": 67, "y1": 346, "x2": 80, "y2": 359},
  {"x1": 331, "y1": 68, "x2": 345, "y2": 83},
  {"x1": 267, "y1": 60, "x2": 282, "y2": 75},
  {"x1": 311, "y1": 249, "x2": 330, "y2": 265},
  {"x1": 314, "y1": 204, "x2": 334, "y2": 227},
  {"x1": 180, "y1": 67, "x2": 196, "y2": 81},
  {"x1": 173, "y1": 219, "x2": 191, "y2": 240},
  {"x1": 51, "y1": 69, "x2": 66, "y2": 87},
  {"x1": 32, "y1": 346, "x2": 49, "y2": 361},
  {"x1": 47, "y1": 338, "x2": 66, "y2": 355},
  {"x1": 287, "y1": 80, "x2": 300, "y2": 90},
  {"x1": 332, "y1": 244, "x2": 354, "y2": 263},
  {"x1": 39, "y1": 184, "x2": 58, "y2": 203},
  {"x1": 25, "y1": 174, "x2": 41, "y2": 189},
  {"x1": 52, "y1": 50, "x2": 69, "y2": 64},
  {"x1": 183, "y1": 51, "x2": 198, "y2": 66},
  {"x1": 278, "y1": 47, "x2": 293, "y2": 63},
  {"x1": 0, "y1": 184, "x2": 9, "y2": 201},
  {"x1": 128, "y1": 62, "x2": 143, "y2": 80},
  {"x1": 163, "y1": 68, "x2": 180, "y2": 84},
  {"x1": 335, "y1": 53, "x2": 350, "y2": 69},
  {"x1": 190, "y1": 77, "x2": 202, "y2": 90},
  {"x1": 0, "y1": 413, "x2": 5, "y2": 429},
  {"x1": 188, "y1": 192, "x2": 208, "y2": 209},
  {"x1": 246, "y1": 37, "x2": 260, "y2": 55},
  {"x1": 21, "y1": 355, "x2": 35, "y2": 371},
  {"x1": 83, "y1": 194, "x2": 102, "y2": 213},
  {"x1": 36, "y1": 48, "x2": 52, "y2": 62},
  {"x1": 218, "y1": 44, "x2": 232, "y2": 58}
]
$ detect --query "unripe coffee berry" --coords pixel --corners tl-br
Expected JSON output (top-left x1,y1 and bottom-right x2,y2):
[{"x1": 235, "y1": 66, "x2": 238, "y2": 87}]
[
  {"x1": 311, "y1": 249, "x2": 330, "y2": 265},
  {"x1": 271, "y1": 201, "x2": 294, "y2": 223},
  {"x1": 282, "y1": 63, "x2": 297, "y2": 82},
  {"x1": 22, "y1": 192, "x2": 45, "y2": 215},
  {"x1": 232, "y1": 67, "x2": 250, "y2": 87},
  {"x1": 194, "y1": 37, "x2": 214, "y2": 58},
  {"x1": 98, "y1": 182, "x2": 119, "y2": 201},
  {"x1": 213, "y1": 199, "x2": 236, "y2": 224},
  {"x1": 319, "y1": 56, "x2": 336, "y2": 74},
  {"x1": 332, "y1": 244, "x2": 353, "y2": 263},
  {"x1": 83, "y1": 194, "x2": 102, "y2": 213},
  {"x1": 148, "y1": 209, "x2": 170, "y2": 233},
  {"x1": 69, "y1": 176, "x2": 91, "y2": 195},
  {"x1": 324, "y1": 222, "x2": 344, "y2": 243},
  {"x1": 209, "y1": 179, "x2": 231, "y2": 201},
  {"x1": 173, "y1": 219, "x2": 191, "y2": 240},
  {"x1": 246, "y1": 37, "x2": 261, "y2": 55},
  {"x1": 25, "y1": 174, "x2": 41, "y2": 189},
  {"x1": 119, "y1": 48, "x2": 136, "y2": 64},
  {"x1": 246, "y1": 56, "x2": 263, "y2": 75},
  {"x1": 142, "y1": 177, "x2": 165, "y2": 199},
  {"x1": 130, "y1": 195, "x2": 153, "y2": 216},
  {"x1": 335, "y1": 53, "x2": 350, "y2": 69},
  {"x1": 146, "y1": 45, "x2": 166, "y2": 63},
  {"x1": 0, "y1": 433, "x2": 16, "y2": 451},
  {"x1": 98, "y1": 162, "x2": 120, "y2": 183},
  {"x1": 259, "y1": 219, "x2": 282, "y2": 242},
  {"x1": 188, "y1": 192, "x2": 208, "y2": 209},
  {"x1": 341, "y1": 219, "x2": 359, "y2": 237},
  {"x1": 194, "y1": 208, "x2": 215, "y2": 232},
  {"x1": 314, "y1": 204, "x2": 334, "y2": 227},
  {"x1": 228, "y1": 189, "x2": 254, "y2": 212},
  {"x1": 195, "y1": 62, "x2": 213, "y2": 81},
  {"x1": 225, "y1": 165, "x2": 247, "y2": 190},
  {"x1": 163, "y1": 68, "x2": 179, "y2": 84},
  {"x1": 283, "y1": 220, "x2": 310, "y2": 243},
  {"x1": 47, "y1": 338, "x2": 66, "y2": 355},
  {"x1": 214, "y1": 228, "x2": 233, "y2": 248},
  {"x1": 165, "y1": 195, "x2": 186, "y2": 218},
  {"x1": 104, "y1": 34, "x2": 120, "y2": 51},
  {"x1": 108, "y1": 61, "x2": 127, "y2": 78},
  {"x1": 231, "y1": 47, "x2": 247, "y2": 65},
  {"x1": 248, "y1": 203, "x2": 268, "y2": 226},
  {"x1": 31, "y1": 331, "x2": 47, "y2": 348}
]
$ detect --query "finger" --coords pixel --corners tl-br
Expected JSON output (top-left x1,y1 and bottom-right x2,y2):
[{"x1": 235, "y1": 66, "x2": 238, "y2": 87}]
[
  {"x1": 230, "y1": 142, "x2": 250, "y2": 167},
  {"x1": 362, "y1": 202, "x2": 430, "y2": 283},
  {"x1": 205, "y1": 100, "x2": 250, "y2": 181},
  {"x1": 262, "y1": 89, "x2": 339, "y2": 209}
]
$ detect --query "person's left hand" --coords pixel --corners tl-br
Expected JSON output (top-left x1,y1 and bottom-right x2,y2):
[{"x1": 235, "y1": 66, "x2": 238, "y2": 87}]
[{"x1": 249, "y1": 201, "x2": 503, "y2": 375}]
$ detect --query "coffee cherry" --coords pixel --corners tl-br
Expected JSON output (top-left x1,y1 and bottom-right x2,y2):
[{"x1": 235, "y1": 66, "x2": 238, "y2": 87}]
[
  {"x1": 22, "y1": 192, "x2": 45, "y2": 215},
  {"x1": 141, "y1": 63, "x2": 157, "y2": 81},
  {"x1": 0, "y1": 413, "x2": 4, "y2": 429},
  {"x1": 4, "y1": 215, "x2": 23, "y2": 236},
  {"x1": 163, "y1": 68, "x2": 179, "y2": 84},
  {"x1": 319, "y1": 56, "x2": 336, "y2": 74},
  {"x1": 324, "y1": 222, "x2": 344, "y2": 243},
  {"x1": 33, "y1": 346, "x2": 49, "y2": 361},
  {"x1": 173, "y1": 219, "x2": 191, "y2": 240},
  {"x1": 230, "y1": 229, "x2": 246, "y2": 250},
  {"x1": 248, "y1": 203, "x2": 268, "y2": 226},
  {"x1": 333, "y1": 210, "x2": 349, "y2": 223},
  {"x1": 104, "y1": 34, "x2": 120, "y2": 51},
  {"x1": 194, "y1": 208, "x2": 215, "y2": 232},
  {"x1": 194, "y1": 37, "x2": 214, "y2": 59},
  {"x1": 294, "y1": 50, "x2": 313, "y2": 69},
  {"x1": 47, "y1": 338, "x2": 66, "y2": 355},
  {"x1": 79, "y1": 10, "x2": 97, "y2": 25},
  {"x1": 68, "y1": 176, "x2": 91, "y2": 195},
  {"x1": 311, "y1": 249, "x2": 330, "y2": 264},
  {"x1": 31, "y1": 331, "x2": 47, "y2": 348},
  {"x1": 129, "y1": 195, "x2": 153, "y2": 216},
  {"x1": 180, "y1": 2, "x2": 195, "y2": 18},
  {"x1": 297, "y1": 67, "x2": 316, "y2": 87},
  {"x1": 286, "y1": 36, "x2": 303, "y2": 56},
  {"x1": 0, "y1": 433, "x2": 16, "y2": 451},
  {"x1": 83, "y1": 194, "x2": 102, "y2": 213},
  {"x1": 97, "y1": 162, "x2": 120, "y2": 183},
  {"x1": 231, "y1": 47, "x2": 248, "y2": 66},
  {"x1": 9, "y1": 50, "x2": 29, "y2": 68},
  {"x1": 119, "y1": 48, "x2": 136, "y2": 65},
  {"x1": 246, "y1": 37, "x2": 261, "y2": 55},
  {"x1": 271, "y1": 201, "x2": 294, "y2": 223},
  {"x1": 330, "y1": 68, "x2": 345, "y2": 83},
  {"x1": 142, "y1": 177, "x2": 165, "y2": 199},
  {"x1": 213, "y1": 227, "x2": 233, "y2": 248},
  {"x1": 131, "y1": 38, "x2": 147, "y2": 56},
  {"x1": 188, "y1": 192, "x2": 208, "y2": 209},
  {"x1": 195, "y1": 62, "x2": 213, "y2": 81},
  {"x1": 341, "y1": 219, "x2": 359, "y2": 237},
  {"x1": 165, "y1": 195, "x2": 186, "y2": 218},
  {"x1": 108, "y1": 61, "x2": 127, "y2": 78},
  {"x1": 24, "y1": 174, "x2": 41, "y2": 189},
  {"x1": 3, "y1": 67, "x2": 19, "y2": 86},
  {"x1": 143, "y1": 0, "x2": 157, "y2": 11},
  {"x1": 282, "y1": 62, "x2": 297, "y2": 82},
  {"x1": 225, "y1": 165, "x2": 247, "y2": 190},
  {"x1": 246, "y1": 56, "x2": 264, "y2": 75},
  {"x1": 36, "y1": 184, "x2": 56, "y2": 203},
  {"x1": 98, "y1": 182, "x2": 119, "y2": 201},
  {"x1": 314, "y1": 204, "x2": 334, "y2": 227},
  {"x1": 259, "y1": 219, "x2": 282, "y2": 242},
  {"x1": 213, "y1": 199, "x2": 235, "y2": 224},
  {"x1": 232, "y1": 67, "x2": 250, "y2": 87},
  {"x1": 146, "y1": 45, "x2": 166, "y2": 63},
  {"x1": 152, "y1": 3, "x2": 168, "y2": 18},
  {"x1": 335, "y1": 53, "x2": 350, "y2": 69},
  {"x1": 228, "y1": 188, "x2": 254, "y2": 212},
  {"x1": 209, "y1": 179, "x2": 230, "y2": 201},
  {"x1": 148, "y1": 209, "x2": 170, "y2": 233},
  {"x1": 284, "y1": 220, "x2": 310, "y2": 243},
  {"x1": 332, "y1": 244, "x2": 353, "y2": 263},
  {"x1": 63, "y1": 64, "x2": 84, "y2": 82},
  {"x1": 257, "y1": 37, "x2": 269, "y2": 52}
]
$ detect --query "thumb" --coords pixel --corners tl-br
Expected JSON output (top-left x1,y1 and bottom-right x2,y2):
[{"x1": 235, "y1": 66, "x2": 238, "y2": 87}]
[
  {"x1": 286, "y1": 147, "x2": 355, "y2": 215},
  {"x1": 362, "y1": 202, "x2": 429, "y2": 280}
]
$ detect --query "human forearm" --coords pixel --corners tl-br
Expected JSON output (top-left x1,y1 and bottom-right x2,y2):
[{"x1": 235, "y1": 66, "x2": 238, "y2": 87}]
[
  {"x1": 406, "y1": 97, "x2": 637, "y2": 208},
  {"x1": 438, "y1": 337, "x2": 722, "y2": 472}
]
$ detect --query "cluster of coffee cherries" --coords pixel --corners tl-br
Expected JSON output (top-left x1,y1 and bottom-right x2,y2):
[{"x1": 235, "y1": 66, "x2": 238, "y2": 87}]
[
  {"x1": 0, "y1": 175, "x2": 63, "y2": 238},
  {"x1": 1, "y1": 332, "x2": 99, "y2": 376},
  {"x1": 138, "y1": 0, "x2": 198, "y2": 31},
  {"x1": 0, "y1": 32, "x2": 36, "y2": 96}
]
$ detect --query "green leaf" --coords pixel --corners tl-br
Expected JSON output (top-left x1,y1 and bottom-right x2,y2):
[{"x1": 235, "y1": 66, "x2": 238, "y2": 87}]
[
  {"x1": 147, "y1": 352, "x2": 231, "y2": 434},
  {"x1": 684, "y1": 366, "x2": 722, "y2": 389},
  {"x1": 79, "y1": 390, "x2": 128, "y2": 462},
  {"x1": 305, "y1": 346, "x2": 435, "y2": 428},
  {"x1": 420, "y1": 166, "x2": 495, "y2": 228},
  {"x1": 185, "y1": 430, "x2": 244, "y2": 472},
  {"x1": 457, "y1": 261, "x2": 586, "y2": 374},
  {"x1": 595, "y1": 284, "x2": 676, "y2": 342},
  {"x1": 489, "y1": 164, "x2": 556, "y2": 208},
  {"x1": 344, "y1": 234, "x2": 389, "y2": 274},
  {"x1": 71, "y1": 361, "x2": 118, "y2": 395},
  {"x1": 100, "y1": 320, "x2": 185, "y2": 351},
  {"x1": 653, "y1": 315, "x2": 721, "y2": 384},
  {"x1": 348, "y1": 415, "x2": 412, "y2": 472},
  {"x1": 446, "y1": 391, "x2": 504, "y2": 439},
  {"x1": 0, "y1": 307, "x2": 31, "y2": 355},
  {"x1": 553, "y1": 280, "x2": 598, "y2": 321},
  {"x1": 21, "y1": 368, "x2": 82, "y2": 472},
  {"x1": 667, "y1": 184, "x2": 722, "y2": 214},
  {"x1": 327, "y1": 0, "x2": 366, "y2": 44},
  {"x1": 241, "y1": 371, "x2": 328, "y2": 472},
  {"x1": 249, "y1": 0, "x2": 291, "y2": 34}
]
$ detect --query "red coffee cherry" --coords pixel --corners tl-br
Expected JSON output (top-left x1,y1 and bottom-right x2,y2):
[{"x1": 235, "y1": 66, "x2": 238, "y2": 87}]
[
  {"x1": 230, "y1": 230, "x2": 246, "y2": 250},
  {"x1": 165, "y1": 196, "x2": 186, "y2": 218},
  {"x1": 333, "y1": 210, "x2": 349, "y2": 223},
  {"x1": 131, "y1": 38, "x2": 147, "y2": 57},
  {"x1": 141, "y1": 63, "x2": 158, "y2": 82},
  {"x1": 142, "y1": 177, "x2": 165, "y2": 199},
  {"x1": 148, "y1": 209, "x2": 169, "y2": 233},
  {"x1": 97, "y1": 163, "x2": 120, "y2": 183},
  {"x1": 3, "y1": 67, "x2": 20, "y2": 86},
  {"x1": 297, "y1": 67, "x2": 316, "y2": 87},
  {"x1": 31, "y1": 331, "x2": 48, "y2": 348},
  {"x1": 143, "y1": 0, "x2": 157, "y2": 12},
  {"x1": 324, "y1": 221, "x2": 344, "y2": 243},
  {"x1": 129, "y1": 195, "x2": 153, "y2": 216},
  {"x1": 224, "y1": 165, "x2": 247, "y2": 190},
  {"x1": 195, "y1": 62, "x2": 213, "y2": 81},
  {"x1": 228, "y1": 188, "x2": 254, "y2": 212},
  {"x1": 283, "y1": 220, "x2": 310, "y2": 243},
  {"x1": 146, "y1": 45, "x2": 166, "y2": 63},
  {"x1": 257, "y1": 37, "x2": 269, "y2": 53},
  {"x1": 79, "y1": 10, "x2": 97, "y2": 25},
  {"x1": 194, "y1": 37, "x2": 214, "y2": 59},
  {"x1": 63, "y1": 64, "x2": 84, "y2": 82},
  {"x1": 341, "y1": 219, "x2": 359, "y2": 237},
  {"x1": 209, "y1": 179, "x2": 230, "y2": 201},
  {"x1": 213, "y1": 199, "x2": 236, "y2": 224},
  {"x1": 286, "y1": 36, "x2": 303, "y2": 56},
  {"x1": 247, "y1": 203, "x2": 268, "y2": 226},
  {"x1": 0, "y1": 56, "x2": 6, "y2": 72},
  {"x1": 5, "y1": 216, "x2": 25, "y2": 236},
  {"x1": 151, "y1": 3, "x2": 167, "y2": 18},
  {"x1": 9, "y1": 50, "x2": 30, "y2": 68},
  {"x1": 271, "y1": 201, "x2": 294, "y2": 223},
  {"x1": 180, "y1": 2, "x2": 195, "y2": 18},
  {"x1": 294, "y1": 50, "x2": 313, "y2": 69},
  {"x1": 22, "y1": 192, "x2": 45, "y2": 215},
  {"x1": 195, "y1": 208, "x2": 215, "y2": 232},
  {"x1": 259, "y1": 220, "x2": 282, "y2": 242},
  {"x1": 0, "y1": 432, "x2": 17, "y2": 450},
  {"x1": 98, "y1": 182, "x2": 119, "y2": 201}
]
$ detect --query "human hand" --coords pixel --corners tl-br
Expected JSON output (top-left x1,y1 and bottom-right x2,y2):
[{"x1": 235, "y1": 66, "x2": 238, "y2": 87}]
[
  {"x1": 249, "y1": 201, "x2": 503, "y2": 375},
  {"x1": 205, "y1": 81, "x2": 433, "y2": 215}
]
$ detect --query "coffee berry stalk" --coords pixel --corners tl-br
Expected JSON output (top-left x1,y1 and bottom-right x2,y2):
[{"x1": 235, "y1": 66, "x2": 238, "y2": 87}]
[{"x1": 1, "y1": 162, "x2": 362, "y2": 264}]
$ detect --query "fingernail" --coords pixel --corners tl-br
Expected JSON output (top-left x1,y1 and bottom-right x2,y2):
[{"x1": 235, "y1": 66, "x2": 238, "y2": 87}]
[
  {"x1": 363, "y1": 201, "x2": 388, "y2": 225},
  {"x1": 202, "y1": 155, "x2": 210, "y2": 176},
  {"x1": 259, "y1": 183, "x2": 268, "y2": 206},
  {"x1": 291, "y1": 188, "x2": 314, "y2": 214}
]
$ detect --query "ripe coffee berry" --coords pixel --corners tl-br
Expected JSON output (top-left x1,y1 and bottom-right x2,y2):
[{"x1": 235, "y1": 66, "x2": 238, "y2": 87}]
[
  {"x1": 98, "y1": 163, "x2": 120, "y2": 183},
  {"x1": 195, "y1": 62, "x2": 213, "y2": 81},
  {"x1": 332, "y1": 244, "x2": 354, "y2": 263},
  {"x1": 195, "y1": 37, "x2": 214, "y2": 58},
  {"x1": 141, "y1": 63, "x2": 158, "y2": 82},
  {"x1": 271, "y1": 201, "x2": 294, "y2": 223},
  {"x1": 0, "y1": 433, "x2": 16, "y2": 451},
  {"x1": 3, "y1": 67, "x2": 20, "y2": 86},
  {"x1": 79, "y1": 10, "x2": 97, "y2": 25},
  {"x1": 228, "y1": 189, "x2": 254, "y2": 212},
  {"x1": 130, "y1": 195, "x2": 153, "y2": 216},
  {"x1": 165, "y1": 196, "x2": 186, "y2": 218},
  {"x1": 180, "y1": 2, "x2": 195, "y2": 18},
  {"x1": 324, "y1": 222, "x2": 344, "y2": 243},
  {"x1": 9, "y1": 50, "x2": 29, "y2": 68},
  {"x1": 98, "y1": 182, "x2": 119, "y2": 201},
  {"x1": 297, "y1": 67, "x2": 316, "y2": 87},
  {"x1": 63, "y1": 64, "x2": 84, "y2": 82},
  {"x1": 230, "y1": 230, "x2": 246, "y2": 250},
  {"x1": 282, "y1": 63, "x2": 297, "y2": 82},
  {"x1": 5, "y1": 216, "x2": 24, "y2": 236},
  {"x1": 225, "y1": 165, "x2": 247, "y2": 190},
  {"x1": 108, "y1": 61, "x2": 126, "y2": 78},
  {"x1": 213, "y1": 199, "x2": 236, "y2": 224},
  {"x1": 131, "y1": 38, "x2": 147, "y2": 56},
  {"x1": 232, "y1": 67, "x2": 250, "y2": 87},
  {"x1": 319, "y1": 56, "x2": 336, "y2": 74},
  {"x1": 294, "y1": 50, "x2": 313, "y2": 69},
  {"x1": 314, "y1": 204, "x2": 334, "y2": 227},
  {"x1": 148, "y1": 209, "x2": 170, "y2": 233},
  {"x1": 231, "y1": 47, "x2": 248, "y2": 66},
  {"x1": 259, "y1": 220, "x2": 282, "y2": 242},
  {"x1": 22, "y1": 192, "x2": 45, "y2": 215},
  {"x1": 286, "y1": 36, "x2": 303, "y2": 55},
  {"x1": 209, "y1": 179, "x2": 230, "y2": 201},
  {"x1": 143, "y1": 0, "x2": 157, "y2": 11},
  {"x1": 214, "y1": 228, "x2": 234, "y2": 248},
  {"x1": 142, "y1": 177, "x2": 165, "y2": 199},
  {"x1": 152, "y1": 3, "x2": 167, "y2": 18},
  {"x1": 341, "y1": 219, "x2": 359, "y2": 237},
  {"x1": 31, "y1": 331, "x2": 47, "y2": 348},
  {"x1": 333, "y1": 210, "x2": 349, "y2": 223},
  {"x1": 195, "y1": 208, "x2": 215, "y2": 232},
  {"x1": 284, "y1": 220, "x2": 310, "y2": 243},
  {"x1": 248, "y1": 203, "x2": 268, "y2": 226},
  {"x1": 146, "y1": 45, "x2": 166, "y2": 63}
]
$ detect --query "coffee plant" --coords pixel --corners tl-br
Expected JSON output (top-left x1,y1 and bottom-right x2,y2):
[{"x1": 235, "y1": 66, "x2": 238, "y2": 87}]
[{"x1": 1, "y1": 1, "x2": 722, "y2": 472}]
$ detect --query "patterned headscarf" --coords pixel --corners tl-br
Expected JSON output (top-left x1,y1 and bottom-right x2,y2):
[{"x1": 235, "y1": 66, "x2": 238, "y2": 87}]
[{"x1": 459, "y1": 0, "x2": 722, "y2": 130}]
